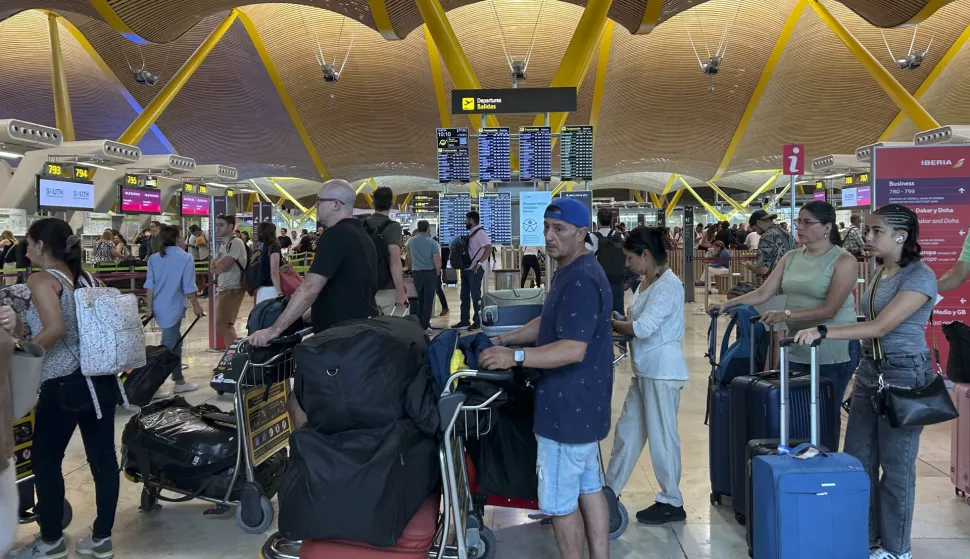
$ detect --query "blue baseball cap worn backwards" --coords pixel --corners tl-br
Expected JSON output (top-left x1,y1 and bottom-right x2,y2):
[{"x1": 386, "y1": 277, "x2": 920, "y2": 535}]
[{"x1": 544, "y1": 197, "x2": 590, "y2": 229}]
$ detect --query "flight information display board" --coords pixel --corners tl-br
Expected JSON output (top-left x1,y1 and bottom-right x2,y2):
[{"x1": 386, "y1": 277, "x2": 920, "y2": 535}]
[
  {"x1": 438, "y1": 193, "x2": 471, "y2": 247},
  {"x1": 560, "y1": 125, "x2": 594, "y2": 181},
  {"x1": 412, "y1": 192, "x2": 439, "y2": 213},
  {"x1": 478, "y1": 127, "x2": 512, "y2": 182},
  {"x1": 519, "y1": 126, "x2": 552, "y2": 182},
  {"x1": 437, "y1": 128, "x2": 470, "y2": 183},
  {"x1": 479, "y1": 192, "x2": 512, "y2": 246}
]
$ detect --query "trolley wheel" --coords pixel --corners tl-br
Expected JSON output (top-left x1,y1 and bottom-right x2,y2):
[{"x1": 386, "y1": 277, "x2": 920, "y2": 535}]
[
  {"x1": 469, "y1": 526, "x2": 496, "y2": 559},
  {"x1": 710, "y1": 492, "x2": 721, "y2": 506},
  {"x1": 735, "y1": 512, "x2": 746, "y2": 526},
  {"x1": 216, "y1": 391, "x2": 225, "y2": 396},
  {"x1": 956, "y1": 487, "x2": 965, "y2": 498},
  {"x1": 966, "y1": 496, "x2": 970, "y2": 508},
  {"x1": 237, "y1": 496, "x2": 274, "y2": 534},
  {"x1": 61, "y1": 499, "x2": 73, "y2": 529},
  {"x1": 609, "y1": 500, "x2": 629, "y2": 540},
  {"x1": 139, "y1": 488, "x2": 160, "y2": 512}
]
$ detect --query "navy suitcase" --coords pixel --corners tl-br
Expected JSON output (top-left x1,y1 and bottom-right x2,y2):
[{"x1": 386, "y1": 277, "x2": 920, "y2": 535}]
[
  {"x1": 708, "y1": 382, "x2": 732, "y2": 503},
  {"x1": 751, "y1": 338, "x2": 870, "y2": 559}
]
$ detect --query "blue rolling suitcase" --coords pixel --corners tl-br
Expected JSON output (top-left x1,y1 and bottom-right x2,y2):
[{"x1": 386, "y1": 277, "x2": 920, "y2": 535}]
[{"x1": 751, "y1": 338, "x2": 869, "y2": 559}]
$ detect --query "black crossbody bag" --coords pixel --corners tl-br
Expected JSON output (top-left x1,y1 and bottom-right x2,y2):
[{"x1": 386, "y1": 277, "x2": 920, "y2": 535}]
[{"x1": 869, "y1": 269, "x2": 958, "y2": 428}]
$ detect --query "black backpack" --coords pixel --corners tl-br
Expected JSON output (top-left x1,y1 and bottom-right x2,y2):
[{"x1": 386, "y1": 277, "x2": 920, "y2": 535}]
[
  {"x1": 364, "y1": 219, "x2": 395, "y2": 288},
  {"x1": 594, "y1": 230, "x2": 627, "y2": 282},
  {"x1": 450, "y1": 227, "x2": 485, "y2": 270},
  {"x1": 244, "y1": 244, "x2": 263, "y2": 296}
]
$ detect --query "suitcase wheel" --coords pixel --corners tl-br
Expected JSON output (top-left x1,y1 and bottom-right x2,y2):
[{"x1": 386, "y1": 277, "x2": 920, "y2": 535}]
[
  {"x1": 236, "y1": 494, "x2": 274, "y2": 534},
  {"x1": 61, "y1": 499, "x2": 73, "y2": 529},
  {"x1": 735, "y1": 512, "x2": 746, "y2": 526},
  {"x1": 139, "y1": 488, "x2": 161, "y2": 513},
  {"x1": 956, "y1": 487, "x2": 966, "y2": 498},
  {"x1": 216, "y1": 391, "x2": 225, "y2": 396},
  {"x1": 710, "y1": 492, "x2": 722, "y2": 506},
  {"x1": 468, "y1": 526, "x2": 496, "y2": 559},
  {"x1": 609, "y1": 500, "x2": 628, "y2": 540}
]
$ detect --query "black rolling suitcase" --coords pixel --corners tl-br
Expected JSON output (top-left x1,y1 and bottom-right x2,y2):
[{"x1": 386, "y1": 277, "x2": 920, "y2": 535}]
[{"x1": 120, "y1": 315, "x2": 201, "y2": 407}]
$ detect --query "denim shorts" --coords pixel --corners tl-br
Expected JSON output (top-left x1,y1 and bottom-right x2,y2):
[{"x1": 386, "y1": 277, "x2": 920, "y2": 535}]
[{"x1": 536, "y1": 435, "x2": 604, "y2": 517}]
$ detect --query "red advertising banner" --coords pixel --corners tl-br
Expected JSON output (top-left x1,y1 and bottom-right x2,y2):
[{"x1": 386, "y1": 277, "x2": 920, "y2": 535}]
[{"x1": 873, "y1": 145, "x2": 970, "y2": 375}]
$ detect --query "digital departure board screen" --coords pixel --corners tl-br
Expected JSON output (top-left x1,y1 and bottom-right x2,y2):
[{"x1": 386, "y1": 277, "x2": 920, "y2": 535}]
[
  {"x1": 412, "y1": 192, "x2": 439, "y2": 213},
  {"x1": 480, "y1": 192, "x2": 512, "y2": 246},
  {"x1": 519, "y1": 126, "x2": 552, "y2": 182},
  {"x1": 181, "y1": 194, "x2": 210, "y2": 216},
  {"x1": 121, "y1": 187, "x2": 162, "y2": 214},
  {"x1": 36, "y1": 176, "x2": 95, "y2": 211},
  {"x1": 438, "y1": 193, "x2": 471, "y2": 247},
  {"x1": 560, "y1": 125, "x2": 594, "y2": 181},
  {"x1": 437, "y1": 128, "x2": 470, "y2": 183},
  {"x1": 477, "y1": 127, "x2": 511, "y2": 183}
]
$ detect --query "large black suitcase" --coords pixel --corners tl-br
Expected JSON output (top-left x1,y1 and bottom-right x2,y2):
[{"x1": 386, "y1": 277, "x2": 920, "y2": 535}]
[
  {"x1": 277, "y1": 421, "x2": 438, "y2": 547},
  {"x1": 121, "y1": 315, "x2": 201, "y2": 406},
  {"x1": 293, "y1": 316, "x2": 430, "y2": 434}
]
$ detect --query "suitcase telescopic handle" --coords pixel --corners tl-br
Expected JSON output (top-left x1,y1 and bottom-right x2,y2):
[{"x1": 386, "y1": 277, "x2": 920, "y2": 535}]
[{"x1": 778, "y1": 337, "x2": 823, "y2": 448}]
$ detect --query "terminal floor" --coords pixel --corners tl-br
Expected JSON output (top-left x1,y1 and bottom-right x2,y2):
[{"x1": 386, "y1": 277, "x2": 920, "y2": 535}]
[{"x1": 11, "y1": 285, "x2": 970, "y2": 558}]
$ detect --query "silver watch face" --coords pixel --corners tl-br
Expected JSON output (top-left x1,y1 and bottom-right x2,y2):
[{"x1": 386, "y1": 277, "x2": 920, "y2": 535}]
[{"x1": 514, "y1": 350, "x2": 525, "y2": 363}]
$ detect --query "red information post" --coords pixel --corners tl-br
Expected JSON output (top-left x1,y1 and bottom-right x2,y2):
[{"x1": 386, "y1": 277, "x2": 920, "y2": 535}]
[
  {"x1": 783, "y1": 144, "x2": 805, "y2": 176},
  {"x1": 873, "y1": 145, "x2": 970, "y2": 374}
]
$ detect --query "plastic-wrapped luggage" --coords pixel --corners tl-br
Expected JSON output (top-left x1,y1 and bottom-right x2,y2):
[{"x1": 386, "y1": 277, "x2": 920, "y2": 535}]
[
  {"x1": 481, "y1": 288, "x2": 545, "y2": 337},
  {"x1": 277, "y1": 421, "x2": 438, "y2": 547},
  {"x1": 952, "y1": 383, "x2": 970, "y2": 499},
  {"x1": 299, "y1": 495, "x2": 439, "y2": 559}
]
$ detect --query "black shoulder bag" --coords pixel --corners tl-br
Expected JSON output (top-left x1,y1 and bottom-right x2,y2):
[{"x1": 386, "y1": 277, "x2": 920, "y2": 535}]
[{"x1": 870, "y1": 271, "x2": 959, "y2": 428}]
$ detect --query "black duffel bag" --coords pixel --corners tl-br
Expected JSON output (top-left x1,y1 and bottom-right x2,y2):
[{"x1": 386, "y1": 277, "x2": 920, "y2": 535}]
[
  {"x1": 944, "y1": 321, "x2": 970, "y2": 383},
  {"x1": 293, "y1": 315, "x2": 431, "y2": 434},
  {"x1": 277, "y1": 421, "x2": 438, "y2": 547}
]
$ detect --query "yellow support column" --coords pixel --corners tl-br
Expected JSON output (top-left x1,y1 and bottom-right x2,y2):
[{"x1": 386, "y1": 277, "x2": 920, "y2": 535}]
[
  {"x1": 423, "y1": 25, "x2": 451, "y2": 128},
  {"x1": 47, "y1": 13, "x2": 75, "y2": 141},
  {"x1": 808, "y1": 0, "x2": 939, "y2": 131},
  {"x1": 705, "y1": 181, "x2": 746, "y2": 213},
  {"x1": 400, "y1": 192, "x2": 414, "y2": 210},
  {"x1": 636, "y1": 0, "x2": 663, "y2": 34},
  {"x1": 368, "y1": 0, "x2": 400, "y2": 40},
  {"x1": 678, "y1": 176, "x2": 727, "y2": 221},
  {"x1": 119, "y1": 10, "x2": 239, "y2": 145},
  {"x1": 268, "y1": 178, "x2": 307, "y2": 213},
  {"x1": 648, "y1": 192, "x2": 661, "y2": 208},
  {"x1": 665, "y1": 189, "x2": 685, "y2": 219},
  {"x1": 589, "y1": 20, "x2": 615, "y2": 144}
]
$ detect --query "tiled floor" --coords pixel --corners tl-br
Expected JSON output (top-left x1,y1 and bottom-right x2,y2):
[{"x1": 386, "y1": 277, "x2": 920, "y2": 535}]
[{"x1": 10, "y1": 285, "x2": 970, "y2": 558}]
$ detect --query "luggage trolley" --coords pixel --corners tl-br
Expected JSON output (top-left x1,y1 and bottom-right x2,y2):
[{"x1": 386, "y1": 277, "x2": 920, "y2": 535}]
[
  {"x1": 11, "y1": 410, "x2": 73, "y2": 530},
  {"x1": 130, "y1": 329, "x2": 310, "y2": 534}
]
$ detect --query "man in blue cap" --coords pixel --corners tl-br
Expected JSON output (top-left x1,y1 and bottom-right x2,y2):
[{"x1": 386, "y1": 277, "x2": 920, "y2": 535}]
[{"x1": 480, "y1": 197, "x2": 615, "y2": 559}]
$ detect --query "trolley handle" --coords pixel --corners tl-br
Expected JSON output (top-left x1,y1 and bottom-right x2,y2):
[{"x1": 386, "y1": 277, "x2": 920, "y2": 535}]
[
  {"x1": 779, "y1": 336, "x2": 822, "y2": 348},
  {"x1": 238, "y1": 327, "x2": 313, "y2": 354},
  {"x1": 442, "y1": 369, "x2": 514, "y2": 394}
]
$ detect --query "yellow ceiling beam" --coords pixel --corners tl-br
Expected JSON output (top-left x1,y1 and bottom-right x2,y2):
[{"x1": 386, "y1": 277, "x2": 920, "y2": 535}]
[
  {"x1": 268, "y1": 177, "x2": 307, "y2": 213},
  {"x1": 530, "y1": 0, "x2": 613, "y2": 141},
  {"x1": 89, "y1": 0, "x2": 148, "y2": 43},
  {"x1": 731, "y1": 170, "x2": 784, "y2": 214},
  {"x1": 119, "y1": 10, "x2": 237, "y2": 145},
  {"x1": 368, "y1": 0, "x2": 400, "y2": 40},
  {"x1": 630, "y1": 190, "x2": 644, "y2": 204},
  {"x1": 665, "y1": 189, "x2": 685, "y2": 218},
  {"x1": 635, "y1": 0, "x2": 663, "y2": 34},
  {"x1": 237, "y1": 10, "x2": 330, "y2": 181},
  {"x1": 879, "y1": 20, "x2": 970, "y2": 141},
  {"x1": 47, "y1": 13, "x2": 75, "y2": 142},
  {"x1": 705, "y1": 181, "x2": 746, "y2": 213},
  {"x1": 589, "y1": 20, "x2": 615, "y2": 145},
  {"x1": 470, "y1": 182, "x2": 480, "y2": 198},
  {"x1": 647, "y1": 192, "x2": 660, "y2": 207},
  {"x1": 661, "y1": 174, "x2": 677, "y2": 196},
  {"x1": 400, "y1": 192, "x2": 414, "y2": 210},
  {"x1": 711, "y1": 0, "x2": 808, "y2": 180},
  {"x1": 809, "y1": 0, "x2": 939, "y2": 131},
  {"x1": 550, "y1": 182, "x2": 569, "y2": 196},
  {"x1": 423, "y1": 25, "x2": 451, "y2": 128},
  {"x1": 678, "y1": 176, "x2": 728, "y2": 221},
  {"x1": 905, "y1": 0, "x2": 952, "y2": 25},
  {"x1": 764, "y1": 184, "x2": 792, "y2": 212}
]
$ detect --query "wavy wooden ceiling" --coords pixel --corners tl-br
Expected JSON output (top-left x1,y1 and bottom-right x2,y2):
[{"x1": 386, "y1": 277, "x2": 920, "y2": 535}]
[
  {"x1": 0, "y1": 1, "x2": 951, "y2": 43},
  {"x1": 1, "y1": 0, "x2": 968, "y2": 198}
]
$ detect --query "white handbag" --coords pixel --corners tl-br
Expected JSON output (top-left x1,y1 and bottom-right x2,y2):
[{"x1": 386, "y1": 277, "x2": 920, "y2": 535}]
[{"x1": 10, "y1": 339, "x2": 44, "y2": 419}]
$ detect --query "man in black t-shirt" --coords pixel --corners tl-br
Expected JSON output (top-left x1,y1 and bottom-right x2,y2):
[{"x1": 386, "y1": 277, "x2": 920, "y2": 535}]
[{"x1": 249, "y1": 179, "x2": 378, "y2": 344}]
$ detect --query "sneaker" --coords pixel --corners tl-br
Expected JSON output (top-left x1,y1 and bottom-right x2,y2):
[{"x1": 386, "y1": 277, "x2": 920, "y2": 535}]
[
  {"x1": 467, "y1": 323, "x2": 480, "y2": 332},
  {"x1": 152, "y1": 389, "x2": 172, "y2": 400},
  {"x1": 77, "y1": 535, "x2": 114, "y2": 559},
  {"x1": 8, "y1": 536, "x2": 68, "y2": 559},
  {"x1": 451, "y1": 322, "x2": 471, "y2": 330},
  {"x1": 173, "y1": 383, "x2": 199, "y2": 394},
  {"x1": 439, "y1": 309, "x2": 450, "y2": 317},
  {"x1": 180, "y1": 364, "x2": 189, "y2": 370},
  {"x1": 870, "y1": 548, "x2": 911, "y2": 559},
  {"x1": 425, "y1": 328, "x2": 434, "y2": 337},
  {"x1": 635, "y1": 502, "x2": 686, "y2": 525}
]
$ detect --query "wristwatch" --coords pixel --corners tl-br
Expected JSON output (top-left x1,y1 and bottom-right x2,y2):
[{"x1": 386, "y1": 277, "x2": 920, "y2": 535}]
[
  {"x1": 817, "y1": 325, "x2": 828, "y2": 339},
  {"x1": 784, "y1": 309, "x2": 792, "y2": 322},
  {"x1": 514, "y1": 349, "x2": 526, "y2": 367}
]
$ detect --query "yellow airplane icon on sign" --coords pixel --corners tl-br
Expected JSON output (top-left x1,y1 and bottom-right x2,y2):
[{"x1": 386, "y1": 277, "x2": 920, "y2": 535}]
[{"x1": 462, "y1": 97, "x2": 475, "y2": 111}]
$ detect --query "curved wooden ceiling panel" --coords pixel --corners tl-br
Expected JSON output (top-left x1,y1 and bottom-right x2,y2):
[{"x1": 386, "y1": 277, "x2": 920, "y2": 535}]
[
  {"x1": 840, "y1": 0, "x2": 949, "y2": 28},
  {"x1": 0, "y1": 11, "x2": 56, "y2": 127}
]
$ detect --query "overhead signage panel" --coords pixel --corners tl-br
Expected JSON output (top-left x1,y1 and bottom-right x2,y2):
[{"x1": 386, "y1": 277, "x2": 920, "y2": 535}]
[
  {"x1": 451, "y1": 87, "x2": 577, "y2": 115},
  {"x1": 480, "y1": 192, "x2": 512, "y2": 246},
  {"x1": 436, "y1": 128, "x2": 470, "y2": 183},
  {"x1": 560, "y1": 125, "x2": 594, "y2": 181},
  {"x1": 478, "y1": 127, "x2": 511, "y2": 183},
  {"x1": 519, "y1": 126, "x2": 552, "y2": 182},
  {"x1": 438, "y1": 193, "x2": 471, "y2": 247}
]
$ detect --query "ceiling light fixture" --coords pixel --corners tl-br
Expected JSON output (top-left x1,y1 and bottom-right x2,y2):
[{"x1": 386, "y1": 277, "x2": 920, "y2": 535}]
[
  {"x1": 79, "y1": 161, "x2": 116, "y2": 171},
  {"x1": 0, "y1": 151, "x2": 24, "y2": 159},
  {"x1": 206, "y1": 182, "x2": 230, "y2": 188}
]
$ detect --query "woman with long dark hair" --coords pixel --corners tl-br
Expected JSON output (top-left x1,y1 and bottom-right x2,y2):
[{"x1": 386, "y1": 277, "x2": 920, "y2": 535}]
[
  {"x1": 608, "y1": 227, "x2": 688, "y2": 525},
  {"x1": 255, "y1": 222, "x2": 283, "y2": 304},
  {"x1": 145, "y1": 224, "x2": 205, "y2": 397},
  {"x1": 793, "y1": 205, "x2": 937, "y2": 559},
  {"x1": 3, "y1": 218, "x2": 119, "y2": 559},
  {"x1": 714, "y1": 201, "x2": 858, "y2": 443}
]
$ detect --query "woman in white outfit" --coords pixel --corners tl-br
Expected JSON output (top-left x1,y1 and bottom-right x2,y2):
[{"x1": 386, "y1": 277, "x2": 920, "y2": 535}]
[{"x1": 607, "y1": 226, "x2": 689, "y2": 525}]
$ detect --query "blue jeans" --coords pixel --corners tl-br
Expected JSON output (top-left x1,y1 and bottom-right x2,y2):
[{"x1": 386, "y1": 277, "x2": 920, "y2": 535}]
[
  {"x1": 460, "y1": 267, "x2": 484, "y2": 325},
  {"x1": 609, "y1": 281, "x2": 625, "y2": 315},
  {"x1": 161, "y1": 323, "x2": 185, "y2": 382},
  {"x1": 789, "y1": 359, "x2": 856, "y2": 448}
]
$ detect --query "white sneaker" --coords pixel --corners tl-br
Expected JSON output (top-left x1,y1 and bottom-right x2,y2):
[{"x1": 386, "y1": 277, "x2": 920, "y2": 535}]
[
  {"x1": 870, "y1": 548, "x2": 912, "y2": 559},
  {"x1": 173, "y1": 383, "x2": 199, "y2": 394},
  {"x1": 76, "y1": 535, "x2": 114, "y2": 559},
  {"x1": 8, "y1": 535, "x2": 68, "y2": 559},
  {"x1": 152, "y1": 389, "x2": 172, "y2": 400}
]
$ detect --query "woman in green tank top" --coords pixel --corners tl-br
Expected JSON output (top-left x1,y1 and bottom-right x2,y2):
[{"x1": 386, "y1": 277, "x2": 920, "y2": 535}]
[{"x1": 715, "y1": 202, "x2": 859, "y2": 445}]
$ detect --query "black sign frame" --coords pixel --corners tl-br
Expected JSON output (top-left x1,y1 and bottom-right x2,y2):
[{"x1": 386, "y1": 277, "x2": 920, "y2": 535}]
[{"x1": 451, "y1": 87, "x2": 577, "y2": 115}]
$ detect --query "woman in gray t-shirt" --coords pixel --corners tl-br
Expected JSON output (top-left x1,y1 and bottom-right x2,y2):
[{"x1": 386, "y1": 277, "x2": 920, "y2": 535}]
[{"x1": 792, "y1": 205, "x2": 936, "y2": 559}]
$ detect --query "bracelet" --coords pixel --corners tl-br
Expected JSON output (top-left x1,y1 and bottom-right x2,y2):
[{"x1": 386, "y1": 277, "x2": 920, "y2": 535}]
[{"x1": 496, "y1": 335, "x2": 503, "y2": 346}]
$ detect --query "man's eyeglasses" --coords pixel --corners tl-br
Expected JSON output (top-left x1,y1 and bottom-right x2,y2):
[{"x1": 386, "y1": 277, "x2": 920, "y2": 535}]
[{"x1": 317, "y1": 197, "x2": 345, "y2": 205}]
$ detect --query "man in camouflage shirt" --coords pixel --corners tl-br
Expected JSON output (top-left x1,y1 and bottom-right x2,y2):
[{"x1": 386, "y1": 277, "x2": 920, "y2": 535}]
[{"x1": 744, "y1": 210, "x2": 795, "y2": 312}]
